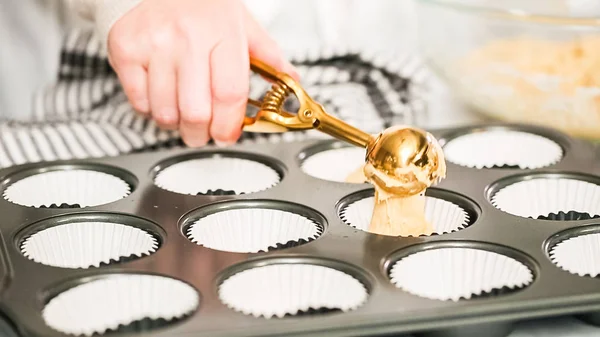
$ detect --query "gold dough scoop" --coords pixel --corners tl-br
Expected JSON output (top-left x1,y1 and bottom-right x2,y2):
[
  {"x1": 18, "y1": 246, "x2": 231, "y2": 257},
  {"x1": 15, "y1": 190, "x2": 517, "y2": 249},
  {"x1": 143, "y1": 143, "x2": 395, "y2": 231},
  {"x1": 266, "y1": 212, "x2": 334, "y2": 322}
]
[{"x1": 244, "y1": 58, "x2": 446, "y2": 197}]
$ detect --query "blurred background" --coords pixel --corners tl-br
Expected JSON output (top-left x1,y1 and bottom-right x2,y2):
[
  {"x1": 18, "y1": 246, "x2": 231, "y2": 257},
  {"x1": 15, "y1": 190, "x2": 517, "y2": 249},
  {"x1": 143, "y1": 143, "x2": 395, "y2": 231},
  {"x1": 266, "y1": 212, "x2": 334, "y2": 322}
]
[{"x1": 4, "y1": 0, "x2": 600, "y2": 141}]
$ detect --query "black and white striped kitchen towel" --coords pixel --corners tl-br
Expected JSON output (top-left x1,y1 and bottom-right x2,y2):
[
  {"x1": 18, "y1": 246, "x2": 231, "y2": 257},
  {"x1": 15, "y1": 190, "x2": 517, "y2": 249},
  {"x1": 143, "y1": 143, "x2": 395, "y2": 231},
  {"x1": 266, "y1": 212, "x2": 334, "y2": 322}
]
[{"x1": 0, "y1": 28, "x2": 430, "y2": 169}]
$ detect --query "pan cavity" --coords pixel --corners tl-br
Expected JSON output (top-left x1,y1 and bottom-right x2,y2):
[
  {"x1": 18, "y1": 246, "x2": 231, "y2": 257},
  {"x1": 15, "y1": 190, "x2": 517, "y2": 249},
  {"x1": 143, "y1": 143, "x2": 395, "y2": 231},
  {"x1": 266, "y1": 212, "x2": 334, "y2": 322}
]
[
  {"x1": 17, "y1": 213, "x2": 162, "y2": 269},
  {"x1": 217, "y1": 258, "x2": 370, "y2": 318},
  {"x1": 181, "y1": 200, "x2": 326, "y2": 253},
  {"x1": 152, "y1": 152, "x2": 284, "y2": 196},
  {"x1": 2, "y1": 164, "x2": 136, "y2": 208}
]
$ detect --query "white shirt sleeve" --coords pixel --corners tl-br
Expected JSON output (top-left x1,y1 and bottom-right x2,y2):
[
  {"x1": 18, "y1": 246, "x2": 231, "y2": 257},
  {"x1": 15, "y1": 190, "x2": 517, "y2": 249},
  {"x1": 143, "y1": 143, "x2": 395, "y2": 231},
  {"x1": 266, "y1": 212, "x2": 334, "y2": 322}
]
[
  {"x1": 63, "y1": 0, "x2": 285, "y2": 51},
  {"x1": 242, "y1": 0, "x2": 283, "y2": 27},
  {"x1": 63, "y1": 0, "x2": 142, "y2": 50},
  {"x1": 62, "y1": 0, "x2": 354, "y2": 55}
]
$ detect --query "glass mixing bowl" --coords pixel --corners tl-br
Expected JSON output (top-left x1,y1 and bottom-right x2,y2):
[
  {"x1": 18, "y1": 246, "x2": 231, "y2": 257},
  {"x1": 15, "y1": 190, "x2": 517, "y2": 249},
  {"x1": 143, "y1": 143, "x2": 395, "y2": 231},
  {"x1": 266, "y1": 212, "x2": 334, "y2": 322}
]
[{"x1": 415, "y1": 0, "x2": 600, "y2": 140}]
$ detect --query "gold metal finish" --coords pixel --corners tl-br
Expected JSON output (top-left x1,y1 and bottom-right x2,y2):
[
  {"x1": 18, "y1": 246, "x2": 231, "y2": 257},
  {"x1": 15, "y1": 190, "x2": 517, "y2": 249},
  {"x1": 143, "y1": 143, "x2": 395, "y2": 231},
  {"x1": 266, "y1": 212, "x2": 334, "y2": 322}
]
[
  {"x1": 364, "y1": 126, "x2": 446, "y2": 197},
  {"x1": 245, "y1": 58, "x2": 447, "y2": 197},
  {"x1": 244, "y1": 58, "x2": 373, "y2": 148}
]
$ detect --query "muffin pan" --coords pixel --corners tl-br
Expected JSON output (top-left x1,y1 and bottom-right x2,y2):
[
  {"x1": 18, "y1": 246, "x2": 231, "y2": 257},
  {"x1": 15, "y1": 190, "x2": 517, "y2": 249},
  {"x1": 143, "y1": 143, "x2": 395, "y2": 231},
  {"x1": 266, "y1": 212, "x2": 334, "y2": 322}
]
[{"x1": 1, "y1": 123, "x2": 600, "y2": 337}]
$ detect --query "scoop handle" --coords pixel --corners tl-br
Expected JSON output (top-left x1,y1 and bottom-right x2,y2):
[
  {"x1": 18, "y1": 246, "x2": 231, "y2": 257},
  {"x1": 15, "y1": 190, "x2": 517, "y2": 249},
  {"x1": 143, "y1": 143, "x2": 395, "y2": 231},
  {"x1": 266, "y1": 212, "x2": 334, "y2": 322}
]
[{"x1": 311, "y1": 110, "x2": 374, "y2": 148}]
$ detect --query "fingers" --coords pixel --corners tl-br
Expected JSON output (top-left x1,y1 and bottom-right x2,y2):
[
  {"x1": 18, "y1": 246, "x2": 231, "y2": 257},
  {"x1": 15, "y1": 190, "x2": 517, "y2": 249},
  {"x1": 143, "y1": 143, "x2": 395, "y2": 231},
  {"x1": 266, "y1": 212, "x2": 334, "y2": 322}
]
[
  {"x1": 209, "y1": 35, "x2": 249, "y2": 146},
  {"x1": 177, "y1": 45, "x2": 212, "y2": 147},
  {"x1": 148, "y1": 52, "x2": 179, "y2": 130},
  {"x1": 115, "y1": 65, "x2": 149, "y2": 114},
  {"x1": 244, "y1": 9, "x2": 299, "y2": 80},
  {"x1": 107, "y1": 0, "x2": 295, "y2": 148},
  {"x1": 107, "y1": 28, "x2": 150, "y2": 114}
]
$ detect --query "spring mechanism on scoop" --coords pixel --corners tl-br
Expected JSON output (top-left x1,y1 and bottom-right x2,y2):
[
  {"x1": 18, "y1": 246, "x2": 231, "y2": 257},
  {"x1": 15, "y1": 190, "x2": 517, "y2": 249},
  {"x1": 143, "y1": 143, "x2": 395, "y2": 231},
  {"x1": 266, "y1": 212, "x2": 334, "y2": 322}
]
[{"x1": 261, "y1": 82, "x2": 291, "y2": 113}]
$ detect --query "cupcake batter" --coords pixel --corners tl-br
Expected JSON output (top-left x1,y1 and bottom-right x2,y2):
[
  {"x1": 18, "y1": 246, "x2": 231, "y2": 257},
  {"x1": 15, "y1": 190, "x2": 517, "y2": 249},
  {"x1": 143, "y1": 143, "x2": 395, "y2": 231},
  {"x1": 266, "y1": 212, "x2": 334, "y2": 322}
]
[
  {"x1": 456, "y1": 35, "x2": 600, "y2": 139},
  {"x1": 345, "y1": 127, "x2": 446, "y2": 237},
  {"x1": 345, "y1": 165, "x2": 367, "y2": 184},
  {"x1": 349, "y1": 162, "x2": 435, "y2": 237},
  {"x1": 369, "y1": 187, "x2": 433, "y2": 237}
]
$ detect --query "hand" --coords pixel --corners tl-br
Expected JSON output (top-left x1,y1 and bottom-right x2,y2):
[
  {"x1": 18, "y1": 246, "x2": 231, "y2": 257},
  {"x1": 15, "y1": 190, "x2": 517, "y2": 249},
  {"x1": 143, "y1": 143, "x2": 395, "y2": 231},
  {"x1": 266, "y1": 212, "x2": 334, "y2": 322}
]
[{"x1": 107, "y1": 0, "x2": 298, "y2": 147}]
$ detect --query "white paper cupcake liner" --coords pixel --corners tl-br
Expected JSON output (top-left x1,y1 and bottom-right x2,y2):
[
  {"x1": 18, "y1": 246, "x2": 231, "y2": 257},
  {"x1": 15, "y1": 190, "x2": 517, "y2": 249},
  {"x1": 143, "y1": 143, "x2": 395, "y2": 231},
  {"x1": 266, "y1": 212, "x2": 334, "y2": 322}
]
[
  {"x1": 42, "y1": 274, "x2": 199, "y2": 336},
  {"x1": 218, "y1": 264, "x2": 368, "y2": 318},
  {"x1": 389, "y1": 247, "x2": 534, "y2": 301},
  {"x1": 339, "y1": 194, "x2": 470, "y2": 236},
  {"x1": 443, "y1": 130, "x2": 563, "y2": 169},
  {"x1": 21, "y1": 221, "x2": 158, "y2": 269},
  {"x1": 186, "y1": 208, "x2": 323, "y2": 253},
  {"x1": 154, "y1": 156, "x2": 280, "y2": 195},
  {"x1": 300, "y1": 147, "x2": 366, "y2": 183},
  {"x1": 549, "y1": 231, "x2": 600, "y2": 277},
  {"x1": 491, "y1": 177, "x2": 600, "y2": 219},
  {"x1": 3, "y1": 169, "x2": 131, "y2": 208}
]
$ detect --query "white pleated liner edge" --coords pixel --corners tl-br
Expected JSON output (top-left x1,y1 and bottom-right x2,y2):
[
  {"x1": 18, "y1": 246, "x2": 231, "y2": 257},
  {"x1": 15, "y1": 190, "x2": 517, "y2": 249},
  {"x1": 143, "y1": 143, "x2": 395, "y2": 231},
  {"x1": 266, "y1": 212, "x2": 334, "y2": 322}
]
[
  {"x1": 442, "y1": 130, "x2": 563, "y2": 169},
  {"x1": 389, "y1": 247, "x2": 534, "y2": 302},
  {"x1": 218, "y1": 264, "x2": 369, "y2": 319},
  {"x1": 2, "y1": 170, "x2": 131, "y2": 208},
  {"x1": 42, "y1": 274, "x2": 200, "y2": 336},
  {"x1": 153, "y1": 157, "x2": 281, "y2": 195},
  {"x1": 21, "y1": 222, "x2": 159, "y2": 269},
  {"x1": 549, "y1": 232, "x2": 600, "y2": 277},
  {"x1": 300, "y1": 147, "x2": 366, "y2": 183},
  {"x1": 186, "y1": 208, "x2": 323, "y2": 253},
  {"x1": 490, "y1": 178, "x2": 600, "y2": 219},
  {"x1": 339, "y1": 195, "x2": 470, "y2": 236}
]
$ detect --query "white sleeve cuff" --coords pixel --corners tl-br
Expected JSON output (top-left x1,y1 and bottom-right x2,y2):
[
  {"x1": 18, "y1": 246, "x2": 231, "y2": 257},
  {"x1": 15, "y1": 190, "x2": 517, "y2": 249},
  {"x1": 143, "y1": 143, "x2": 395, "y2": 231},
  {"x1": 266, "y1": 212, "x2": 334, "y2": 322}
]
[
  {"x1": 95, "y1": 0, "x2": 143, "y2": 51},
  {"x1": 242, "y1": 0, "x2": 282, "y2": 27},
  {"x1": 63, "y1": 0, "x2": 98, "y2": 20}
]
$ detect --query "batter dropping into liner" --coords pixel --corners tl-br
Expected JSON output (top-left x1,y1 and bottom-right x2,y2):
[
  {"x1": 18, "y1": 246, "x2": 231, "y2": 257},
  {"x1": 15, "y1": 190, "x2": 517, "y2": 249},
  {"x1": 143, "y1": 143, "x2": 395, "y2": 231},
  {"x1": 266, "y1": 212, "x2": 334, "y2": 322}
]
[
  {"x1": 243, "y1": 59, "x2": 447, "y2": 237},
  {"x1": 346, "y1": 126, "x2": 446, "y2": 237}
]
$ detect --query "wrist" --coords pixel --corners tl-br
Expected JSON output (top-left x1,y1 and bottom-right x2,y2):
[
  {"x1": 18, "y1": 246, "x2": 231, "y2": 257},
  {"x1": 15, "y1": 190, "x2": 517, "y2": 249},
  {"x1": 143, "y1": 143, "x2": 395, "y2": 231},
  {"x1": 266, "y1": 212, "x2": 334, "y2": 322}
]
[{"x1": 96, "y1": 0, "x2": 143, "y2": 51}]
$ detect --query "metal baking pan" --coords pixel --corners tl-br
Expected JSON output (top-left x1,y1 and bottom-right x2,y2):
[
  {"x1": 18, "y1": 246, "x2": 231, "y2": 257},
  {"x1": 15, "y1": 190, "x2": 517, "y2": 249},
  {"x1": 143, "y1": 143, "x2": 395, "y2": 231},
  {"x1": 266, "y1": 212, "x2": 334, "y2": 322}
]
[{"x1": 0, "y1": 122, "x2": 599, "y2": 337}]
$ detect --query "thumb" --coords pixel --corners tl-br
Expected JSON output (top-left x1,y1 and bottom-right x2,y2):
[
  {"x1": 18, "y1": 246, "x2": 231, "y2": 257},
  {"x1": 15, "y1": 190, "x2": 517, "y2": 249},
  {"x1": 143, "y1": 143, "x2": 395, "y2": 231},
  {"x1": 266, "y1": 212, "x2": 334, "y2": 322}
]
[{"x1": 243, "y1": 8, "x2": 300, "y2": 81}]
